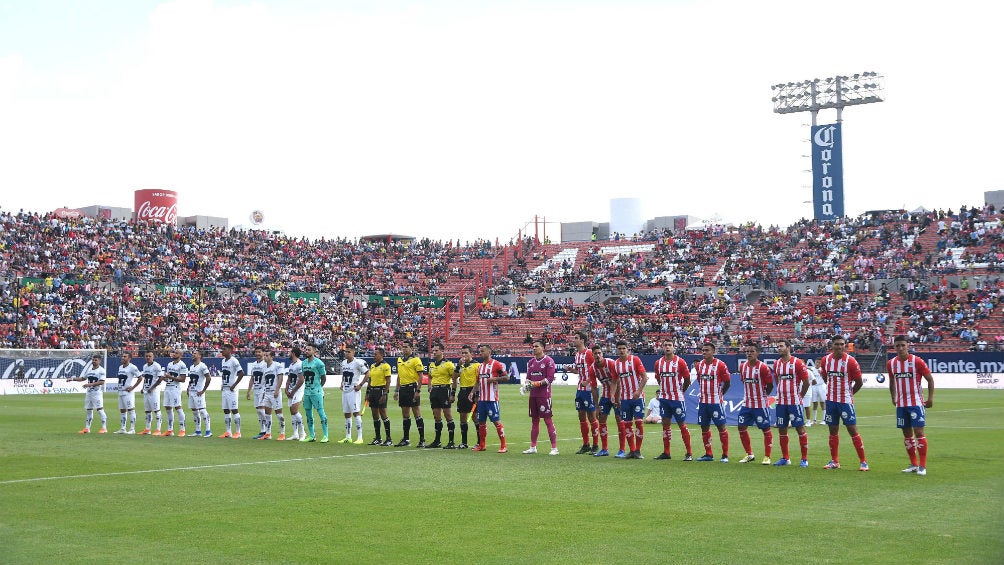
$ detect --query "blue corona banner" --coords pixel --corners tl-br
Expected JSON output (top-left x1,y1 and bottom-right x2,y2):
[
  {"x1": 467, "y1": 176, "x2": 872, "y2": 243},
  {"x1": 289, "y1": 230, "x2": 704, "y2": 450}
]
[{"x1": 811, "y1": 123, "x2": 844, "y2": 220}]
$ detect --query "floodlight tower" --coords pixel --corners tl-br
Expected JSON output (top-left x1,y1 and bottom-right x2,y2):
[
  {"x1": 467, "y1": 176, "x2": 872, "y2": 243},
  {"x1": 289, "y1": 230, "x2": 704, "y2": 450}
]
[{"x1": 771, "y1": 72, "x2": 884, "y2": 221}]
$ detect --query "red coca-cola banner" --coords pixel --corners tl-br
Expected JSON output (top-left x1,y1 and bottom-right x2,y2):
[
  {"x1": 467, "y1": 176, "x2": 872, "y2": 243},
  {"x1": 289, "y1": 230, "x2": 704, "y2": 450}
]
[{"x1": 134, "y1": 189, "x2": 178, "y2": 224}]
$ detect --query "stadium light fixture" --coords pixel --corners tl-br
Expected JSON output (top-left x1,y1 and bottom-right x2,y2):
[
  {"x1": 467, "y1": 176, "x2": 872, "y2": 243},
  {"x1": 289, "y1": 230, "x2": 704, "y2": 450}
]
[{"x1": 770, "y1": 71, "x2": 885, "y2": 124}]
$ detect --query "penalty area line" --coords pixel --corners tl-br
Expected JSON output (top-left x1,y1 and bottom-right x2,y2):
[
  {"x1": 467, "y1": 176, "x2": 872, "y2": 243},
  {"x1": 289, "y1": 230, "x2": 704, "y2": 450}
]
[{"x1": 0, "y1": 450, "x2": 415, "y2": 486}]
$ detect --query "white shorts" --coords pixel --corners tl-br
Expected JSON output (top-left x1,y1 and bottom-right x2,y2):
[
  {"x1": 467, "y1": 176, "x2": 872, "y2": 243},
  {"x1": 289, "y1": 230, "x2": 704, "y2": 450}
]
[
  {"x1": 810, "y1": 383, "x2": 827, "y2": 403},
  {"x1": 118, "y1": 392, "x2": 135, "y2": 410},
  {"x1": 143, "y1": 391, "x2": 161, "y2": 412},
  {"x1": 188, "y1": 391, "x2": 207, "y2": 411},
  {"x1": 253, "y1": 389, "x2": 268, "y2": 408},
  {"x1": 84, "y1": 392, "x2": 104, "y2": 410},
  {"x1": 163, "y1": 388, "x2": 182, "y2": 407},
  {"x1": 341, "y1": 389, "x2": 361, "y2": 414},
  {"x1": 286, "y1": 387, "x2": 304, "y2": 407},
  {"x1": 221, "y1": 389, "x2": 239, "y2": 411},
  {"x1": 264, "y1": 392, "x2": 283, "y2": 411}
]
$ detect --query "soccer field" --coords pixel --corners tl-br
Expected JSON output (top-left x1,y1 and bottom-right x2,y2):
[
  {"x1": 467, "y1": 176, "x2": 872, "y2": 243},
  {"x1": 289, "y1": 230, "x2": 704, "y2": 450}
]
[{"x1": 1, "y1": 387, "x2": 1001, "y2": 565}]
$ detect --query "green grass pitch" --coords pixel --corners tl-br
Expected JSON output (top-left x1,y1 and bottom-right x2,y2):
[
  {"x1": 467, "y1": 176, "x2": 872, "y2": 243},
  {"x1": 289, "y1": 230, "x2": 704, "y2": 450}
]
[{"x1": 1, "y1": 387, "x2": 1002, "y2": 564}]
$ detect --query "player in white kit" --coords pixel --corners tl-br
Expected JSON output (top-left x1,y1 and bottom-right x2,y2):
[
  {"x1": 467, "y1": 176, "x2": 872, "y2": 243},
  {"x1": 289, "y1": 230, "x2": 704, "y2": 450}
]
[
  {"x1": 68, "y1": 354, "x2": 107, "y2": 434},
  {"x1": 219, "y1": 343, "x2": 245, "y2": 438},
  {"x1": 187, "y1": 350, "x2": 212, "y2": 437},
  {"x1": 114, "y1": 351, "x2": 142, "y2": 434},
  {"x1": 340, "y1": 345, "x2": 369, "y2": 444},
  {"x1": 260, "y1": 350, "x2": 286, "y2": 440},
  {"x1": 162, "y1": 349, "x2": 188, "y2": 437},
  {"x1": 246, "y1": 348, "x2": 270, "y2": 439},
  {"x1": 140, "y1": 351, "x2": 164, "y2": 435},
  {"x1": 284, "y1": 347, "x2": 306, "y2": 440},
  {"x1": 806, "y1": 358, "x2": 826, "y2": 425}
]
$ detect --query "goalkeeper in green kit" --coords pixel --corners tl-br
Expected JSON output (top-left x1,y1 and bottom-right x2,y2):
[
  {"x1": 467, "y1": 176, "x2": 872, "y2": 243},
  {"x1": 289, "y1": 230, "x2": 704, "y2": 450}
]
[{"x1": 300, "y1": 345, "x2": 330, "y2": 443}]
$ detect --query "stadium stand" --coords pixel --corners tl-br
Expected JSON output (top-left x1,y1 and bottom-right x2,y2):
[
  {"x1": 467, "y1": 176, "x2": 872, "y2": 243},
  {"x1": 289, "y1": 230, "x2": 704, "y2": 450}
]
[{"x1": 1, "y1": 204, "x2": 1001, "y2": 358}]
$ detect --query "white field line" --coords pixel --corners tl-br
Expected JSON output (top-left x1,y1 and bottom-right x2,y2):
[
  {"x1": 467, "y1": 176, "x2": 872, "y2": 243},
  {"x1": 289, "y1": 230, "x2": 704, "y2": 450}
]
[{"x1": 0, "y1": 449, "x2": 415, "y2": 486}]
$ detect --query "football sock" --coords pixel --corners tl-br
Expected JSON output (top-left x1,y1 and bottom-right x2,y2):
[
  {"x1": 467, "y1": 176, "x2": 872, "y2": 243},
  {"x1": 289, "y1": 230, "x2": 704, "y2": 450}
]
[
  {"x1": 447, "y1": 419, "x2": 455, "y2": 443},
  {"x1": 545, "y1": 418, "x2": 557, "y2": 448},
  {"x1": 85, "y1": 411, "x2": 93, "y2": 430},
  {"x1": 416, "y1": 417, "x2": 425, "y2": 442},
  {"x1": 477, "y1": 423, "x2": 487, "y2": 447},
  {"x1": 662, "y1": 426, "x2": 672, "y2": 454},
  {"x1": 402, "y1": 418, "x2": 412, "y2": 440},
  {"x1": 225, "y1": 414, "x2": 233, "y2": 433},
  {"x1": 277, "y1": 412, "x2": 285, "y2": 434},
  {"x1": 233, "y1": 413, "x2": 241, "y2": 433},
  {"x1": 200, "y1": 409, "x2": 210, "y2": 431},
  {"x1": 155, "y1": 412, "x2": 162, "y2": 431},
  {"x1": 590, "y1": 419, "x2": 599, "y2": 446},
  {"x1": 146, "y1": 412, "x2": 152, "y2": 430},
  {"x1": 460, "y1": 421, "x2": 469, "y2": 444},
  {"x1": 259, "y1": 408, "x2": 268, "y2": 432},
  {"x1": 98, "y1": 409, "x2": 106, "y2": 427},
  {"x1": 905, "y1": 437, "x2": 918, "y2": 466},
  {"x1": 383, "y1": 418, "x2": 391, "y2": 439},
  {"x1": 623, "y1": 420, "x2": 636, "y2": 452},
  {"x1": 434, "y1": 419, "x2": 443, "y2": 443},
  {"x1": 305, "y1": 412, "x2": 313, "y2": 436},
  {"x1": 680, "y1": 424, "x2": 692, "y2": 454},
  {"x1": 177, "y1": 408, "x2": 185, "y2": 430},
  {"x1": 373, "y1": 417, "x2": 382, "y2": 440},
  {"x1": 193, "y1": 412, "x2": 201, "y2": 432},
  {"x1": 780, "y1": 434, "x2": 790, "y2": 460},
  {"x1": 798, "y1": 432, "x2": 809, "y2": 460},
  {"x1": 167, "y1": 411, "x2": 174, "y2": 432},
  {"x1": 495, "y1": 421, "x2": 506, "y2": 449},
  {"x1": 120, "y1": 413, "x2": 127, "y2": 429},
  {"x1": 129, "y1": 411, "x2": 136, "y2": 430},
  {"x1": 530, "y1": 418, "x2": 540, "y2": 446},
  {"x1": 718, "y1": 429, "x2": 729, "y2": 457},
  {"x1": 763, "y1": 429, "x2": 773, "y2": 458},
  {"x1": 345, "y1": 418, "x2": 352, "y2": 438},
  {"x1": 617, "y1": 421, "x2": 627, "y2": 451},
  {"x1": 917, "y1": 436, "x2": 927, "y2": 466},
  {"x1": 829, "y1": 434, "x2": 840, "y2": 462},
  {"x1": 634, "y1": 420, "x2": 644, "y2": 450},
  {"x1": 599, "y1": 422, "x2": 609, "y2": 450},
  {"x1": 851, "y1": 433, "x2": 866, "y2": 463},
  {"x1": 702, "y1": 430, "x2": 713, "y2": 456},
  {"x1": 739, "y1": 428, "x2": 752, "y2": 455},
  {"x1": 579, "y1": 421, "x2": 590, "y2": 444}
]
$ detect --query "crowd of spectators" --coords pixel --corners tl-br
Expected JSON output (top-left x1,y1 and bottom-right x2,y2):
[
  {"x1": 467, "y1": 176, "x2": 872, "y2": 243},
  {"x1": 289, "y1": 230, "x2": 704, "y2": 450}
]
[{"x1": 1, "y1": 202, "x2": 1001, "y2": 357}]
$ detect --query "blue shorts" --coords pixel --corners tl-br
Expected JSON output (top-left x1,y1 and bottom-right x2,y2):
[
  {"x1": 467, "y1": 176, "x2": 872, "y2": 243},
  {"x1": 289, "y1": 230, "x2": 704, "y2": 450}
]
[
  {"x1": 896, "y1": 406, "x2": 926, "y2": 429},
  {"x1": 824, "y1": 400, "x2": 857, "y2": 426},
  {"x1": 774, "y1": 404, "x2": 805, "y2": 429},
  {"x1": 737, "y1": 407, "x2": 771, "y2": 430},
  {"x1": 598, "y1": 397, "x2": 615, "y2": 416},
  {"x1": 697, "y1": 402, "x2": 726, "y2": 427},
  {"x1": 658, "y1": 399, "x2": 687, "y2": 424},
  {"x1": 575, "y1": 390, "x2": 596, "y2": 412},
  {"x1": 619, "y1": 398, "x2": 645, "y2": 422},
  {"x1": 475, "y1": 400, "x2": 501, "y2": 424}
]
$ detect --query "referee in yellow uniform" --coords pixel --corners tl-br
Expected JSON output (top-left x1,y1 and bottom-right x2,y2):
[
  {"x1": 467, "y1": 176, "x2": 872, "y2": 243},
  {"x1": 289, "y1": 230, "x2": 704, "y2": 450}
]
[
  {"x1": 426, "y1": 343, "x2": 457, "y2": 448},
  {"x1": 363, "y1": 347, "x2": 393, "y2": 446},
  {"x1": 394, "y1": 340, "x2": 426, "y2": 447},
  {"x1": 453, "y1": 344, "x2": 480, "y2": 449}
]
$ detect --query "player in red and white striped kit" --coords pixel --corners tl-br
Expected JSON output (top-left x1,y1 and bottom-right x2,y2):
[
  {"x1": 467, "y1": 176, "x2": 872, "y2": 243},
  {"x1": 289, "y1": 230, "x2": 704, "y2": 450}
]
[
  {"x1": 886, "y1": 335, "x2": 934, "y2": 476},
  {"x1": 569, "y1": 331, "x2": 600, "y2": 454},
  {"x1": 771, "y1": 339, "x2": 810, "y2": 467},
  {"x1": 736, "y1": 343, "x2": 774, "y2": 465},
  {"x1": 652, "y1": 340, "x2": 693, "y2": 461},
  {"x1": 470, "y1": 344, "x2": 508, "y2": 453},
  {"x1": 820, "y1": 335, "x2": 869, "y2": 471},
  {"x1": 693, "y1": 341, "x2": 732, "y2": 462},
  {"x1": 612, "y1": 341, "x2": 648, "y2": 459},
  {"x1": 590, "y1": 345, "x2": 619, "y2": 457}
]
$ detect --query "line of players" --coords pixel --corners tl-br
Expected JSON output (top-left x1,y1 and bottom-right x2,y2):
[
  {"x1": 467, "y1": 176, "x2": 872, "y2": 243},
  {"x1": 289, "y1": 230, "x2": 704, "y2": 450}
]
[{"x1": 69, "y1": 332, "x2": 934, "y2": 473}]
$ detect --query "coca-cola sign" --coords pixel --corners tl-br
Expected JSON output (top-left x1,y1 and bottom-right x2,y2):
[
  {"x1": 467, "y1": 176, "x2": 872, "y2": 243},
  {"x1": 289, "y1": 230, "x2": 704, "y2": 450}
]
[{"x1": 134, "y1": 189, "x2": 178, "y2": 224}]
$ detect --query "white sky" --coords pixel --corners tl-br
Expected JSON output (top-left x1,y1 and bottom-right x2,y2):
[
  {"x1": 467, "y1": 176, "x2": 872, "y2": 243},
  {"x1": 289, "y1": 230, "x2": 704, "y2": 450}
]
[{"x1": 0, "y1": 0, "x2": 1000, "y2": 242}]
